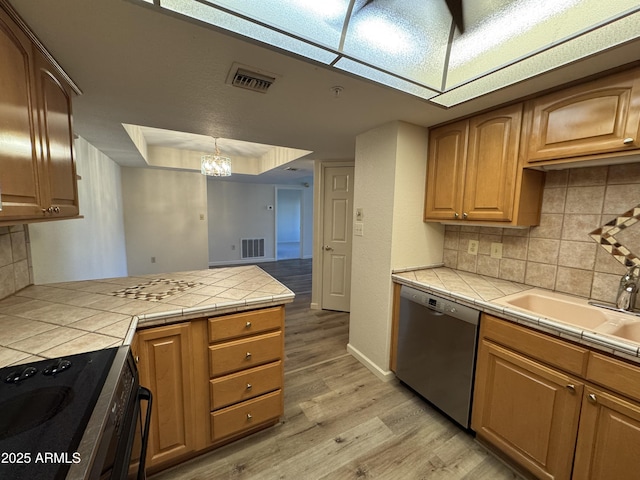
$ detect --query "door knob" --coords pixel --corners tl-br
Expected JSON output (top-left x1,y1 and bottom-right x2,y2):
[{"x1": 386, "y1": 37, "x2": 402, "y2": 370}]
[{"x1": 324, "y1": 245, "x2": 334, "y2": 251}]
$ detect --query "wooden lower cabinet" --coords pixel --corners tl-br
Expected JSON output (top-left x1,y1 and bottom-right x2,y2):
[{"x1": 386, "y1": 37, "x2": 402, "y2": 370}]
[
  {"x1": 472, "y1": 339, "x2": 582, "y2": 480},
  {"x1": 573, "y1": 386, "x2": 640, "y2": 480},
  {"x1": 473, "y1": 314, "x2": 640, "y2": 480},
  {"x1": 134, "y1": 306, "x2": 285, "y2": 474},
  {"x1": 208, "y1": 306, "x2": 285, "y2": 443},
  {"x1": 135, "y1": 322, "x2": 203, "y2": 470}
]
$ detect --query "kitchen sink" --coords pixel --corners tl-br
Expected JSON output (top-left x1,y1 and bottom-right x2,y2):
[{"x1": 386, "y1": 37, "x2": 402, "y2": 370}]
[
  {"x1": 497, "y1": 289, "x2": 640, "y2": 345},
  {"x1": 603, "y1": 323, "x2": 640, "y2": 343},
  {"x1": 498, "y1": 289, "x2": 610, "y2": 329}
]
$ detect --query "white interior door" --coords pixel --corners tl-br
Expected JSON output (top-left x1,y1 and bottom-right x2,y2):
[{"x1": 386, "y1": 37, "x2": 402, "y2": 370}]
[{"x1": 321, "y1": 166, "x2": 354, "y2": 312}]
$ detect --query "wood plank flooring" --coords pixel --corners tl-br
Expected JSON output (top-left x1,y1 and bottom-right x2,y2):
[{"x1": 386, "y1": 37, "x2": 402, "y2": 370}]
[{"x1": 151, "y1": 260, "x2": 521, "y2": 479}]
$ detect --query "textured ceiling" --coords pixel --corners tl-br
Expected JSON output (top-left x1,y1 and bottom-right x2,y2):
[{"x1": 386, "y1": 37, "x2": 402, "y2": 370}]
[{"x1": 8, "y1": 0, "x2": 640, "y2": 183}]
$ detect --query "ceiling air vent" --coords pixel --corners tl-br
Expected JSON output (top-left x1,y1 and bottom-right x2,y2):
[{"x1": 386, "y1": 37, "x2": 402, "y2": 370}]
[{"x1": 226, "y1": 63, "x2": 278, "y2": 93}]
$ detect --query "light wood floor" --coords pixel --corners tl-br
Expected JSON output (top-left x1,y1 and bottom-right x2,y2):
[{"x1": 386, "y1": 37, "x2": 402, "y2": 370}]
[{"x1": 151, "y1": 259, "x2": 521, "y2": 479}]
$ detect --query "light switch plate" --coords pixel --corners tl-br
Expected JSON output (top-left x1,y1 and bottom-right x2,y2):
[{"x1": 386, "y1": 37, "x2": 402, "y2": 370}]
[{"x1": 355, "y1": 208, "x2": 363, "y2": 221}]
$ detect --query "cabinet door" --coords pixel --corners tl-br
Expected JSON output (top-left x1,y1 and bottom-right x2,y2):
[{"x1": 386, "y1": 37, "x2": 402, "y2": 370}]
[
  {"x1": 137, "y1": 323, "x2": 196, "y2": 469},
  {"x1": 527, "y1": 69, "x2": 640, "y2": 162},
  {"x1": 33, "y1": 53, "x2": 79, "y2": 217},
  {"x1": 472, "y1": 339, "x2": 582, "y2": 480},
  {"x1": 424, "y1": 119, "x2": 467, "y2": 221},
  {"x1": 0, "y1": 8, "x2": 42, "y2": 219},
  {"x1": 573, "y1": 386, "x2": 640, "y2": 480},
  {"x1": 464, "y1": 103, "x2": 522, "y2": 222}
]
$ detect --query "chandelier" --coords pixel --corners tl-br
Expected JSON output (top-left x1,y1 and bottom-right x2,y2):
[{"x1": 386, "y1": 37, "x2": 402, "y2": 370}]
[{"x1": 201, "y1": 138, "x2": 232, "y2": 176}]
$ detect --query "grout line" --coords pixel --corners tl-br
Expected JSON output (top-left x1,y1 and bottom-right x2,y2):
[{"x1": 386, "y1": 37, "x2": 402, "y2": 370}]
[{"x1": 284, "y1": 352, "x2": 351, "y2": 376}]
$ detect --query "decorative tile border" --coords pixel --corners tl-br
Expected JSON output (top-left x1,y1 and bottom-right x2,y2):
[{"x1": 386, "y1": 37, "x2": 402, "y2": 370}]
[
  {"x1": 589, "y1": 204, "x2": 640, "y2": 268},
  {"x1": 111, "y1": 278, "x2": 203, "y2": 301}
]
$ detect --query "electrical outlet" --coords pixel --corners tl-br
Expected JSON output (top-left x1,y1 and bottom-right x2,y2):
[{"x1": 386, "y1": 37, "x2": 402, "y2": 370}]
[
  {"x1": 199, "y1": 213, "x2": 205, "y2": 220},
  {"x1": 354, "y1": 222, "x2": 364, "y2": 236},
  {"x1": 467, "y1": 240, "x2": 479, "y2": 255},
  {"x1": 151, "y1": 256, "x2": 156, "y2": 263},
  {"x1": 491, "y1": 242, "x2": 503, "y2": 259}
]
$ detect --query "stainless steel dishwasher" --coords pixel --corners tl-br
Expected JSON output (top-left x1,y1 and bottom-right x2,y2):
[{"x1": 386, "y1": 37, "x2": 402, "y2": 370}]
[{"x1": 395, "y1": 285, "x2": 480, "y2": 429}]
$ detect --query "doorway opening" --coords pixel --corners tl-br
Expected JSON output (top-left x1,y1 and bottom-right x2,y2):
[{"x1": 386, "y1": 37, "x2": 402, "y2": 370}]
[{"x1": 276, "y1": 187, "x2": 303, "y2": 260}]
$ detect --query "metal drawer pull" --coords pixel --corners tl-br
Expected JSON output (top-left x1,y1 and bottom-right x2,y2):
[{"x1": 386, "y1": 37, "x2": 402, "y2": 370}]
[
  {"x1": 462, "y1": 212, "x2": 468, "y2": 219},
  {"x1": 588, "y1": 393, "x2": 597, "y2": 404},
  {"x1": 247, "y1": 413, "x2": 253, "y2": 420},
  {"x1": 246, "y1": 383, "x2": 252, "y2": 390},
  {"x1": 566, "y1": 384, "x2": 576, "y2": 392},
  {"x1": 246, "y1": 321, "x2": 252, "y2": 328},
  {"x1": 245, "y1": 352, "x2": 252, "y2": 359},
  {"x1": 623, "y1": 137, "x2": 634, "y2": 145},
  {"x1": 454, "y1": 212, "x2": 459, "y2": 219}
]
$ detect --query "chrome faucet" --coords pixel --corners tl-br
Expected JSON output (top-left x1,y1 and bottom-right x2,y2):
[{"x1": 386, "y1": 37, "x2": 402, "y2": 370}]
[{"x1": 617, "y1": 266, "x2": 639, "y2": 312}]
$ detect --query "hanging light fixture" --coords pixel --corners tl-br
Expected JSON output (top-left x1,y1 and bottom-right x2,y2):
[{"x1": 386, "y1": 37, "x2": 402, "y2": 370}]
[{"x1": 201, "y1": 138, "x2": 232, "y2": 176}]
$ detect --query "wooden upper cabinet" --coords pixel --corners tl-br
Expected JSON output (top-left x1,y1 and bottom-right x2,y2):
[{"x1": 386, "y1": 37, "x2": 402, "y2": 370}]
[
  {"x1": 464, "y1": 104, "x2": 522, "y2": 222},
  {"x1": 424, "y1": 119, "x2": 468, "y2": 221},
  {"x1": 0, "y1": 6, "x2": 42, "y2": 218},
  {"x1": 424, "y1": 103, "x2": 543, "y2": 226},
  {"x1": 0, "y1": 0, "x2": 79, "y2": 223},
  {"x1": 526, "y1": 68, "x2": 640, "y2": 164},
  {"x1": 33, "y1": 53, "x2": 78, "y2": 217}
]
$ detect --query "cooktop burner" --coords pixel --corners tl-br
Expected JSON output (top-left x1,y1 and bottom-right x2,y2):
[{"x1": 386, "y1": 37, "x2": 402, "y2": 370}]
[{"x1": 0, "y1": 348, "x2": 117, "y2": 480}]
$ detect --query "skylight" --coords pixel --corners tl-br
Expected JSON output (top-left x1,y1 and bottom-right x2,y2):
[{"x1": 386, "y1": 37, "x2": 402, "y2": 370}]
[{"x1": 141, "y1": 0, "x2": 640, "y2": 106}]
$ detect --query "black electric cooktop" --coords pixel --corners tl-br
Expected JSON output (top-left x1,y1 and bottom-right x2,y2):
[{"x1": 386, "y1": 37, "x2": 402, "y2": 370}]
[{"x1": 0, "y1": 348, "x2": 117, "y2": 480}]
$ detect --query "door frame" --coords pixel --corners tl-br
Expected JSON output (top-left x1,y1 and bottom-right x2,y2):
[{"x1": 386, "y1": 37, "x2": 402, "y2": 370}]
[
  {"x1": 274, "y1": 185, "x2": 305, "y2": 260},
  {"x1": 311, "y1": 161, "x2": 355, "y2": 310}
]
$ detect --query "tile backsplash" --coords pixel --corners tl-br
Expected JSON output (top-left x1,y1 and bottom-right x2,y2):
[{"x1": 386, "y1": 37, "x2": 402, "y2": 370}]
[
  {"x1": 0, "y1": 225, "x2": 33, "y2": 300},
  {"x1": 443, "y1": 163, "x2": 640, "y2": 304}
]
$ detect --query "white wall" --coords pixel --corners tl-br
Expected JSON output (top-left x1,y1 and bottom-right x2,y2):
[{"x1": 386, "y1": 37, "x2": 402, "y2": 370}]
[
  {"x1": 30, "y1": 137, "x2": 128, "y2": 283},
  {"x1": 207, "y1": 178, "x2": 314, "y2": 265},
  {"x1": 348, "y1": 121, "x2": 444, "y2": 379},
  {"x1": 121, "y1": 167, "x2": 209, "y2": 275}
]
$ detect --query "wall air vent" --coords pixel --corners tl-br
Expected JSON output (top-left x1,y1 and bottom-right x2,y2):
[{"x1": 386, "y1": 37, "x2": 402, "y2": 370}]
[
  {"x1": 241, "y1": 238, "x2": 265, "y2": 259},
  {"x1": 226, "y1": 62, "x2": 278, "y2": 93}
]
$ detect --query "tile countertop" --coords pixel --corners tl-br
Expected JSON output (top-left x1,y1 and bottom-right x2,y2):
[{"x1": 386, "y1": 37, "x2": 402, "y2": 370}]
[
  {"x1": 392, "y1": 267, "x2": 640, "y2": 365},
  {"x1": 0, "y1": 265, "x2": 294, "y2": 368}
]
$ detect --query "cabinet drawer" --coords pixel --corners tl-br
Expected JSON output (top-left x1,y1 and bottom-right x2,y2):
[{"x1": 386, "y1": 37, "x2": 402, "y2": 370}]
[
  {"x1": 208, "y1": 307, "x2": 283, "y2": 343},
  {"x1": 211, "y1": 390, "x2": 282, "y2": 441},
  {"x1": 210, "y1": 361, "x2": 282, "y2": 410},
  {"x1": 209, "y1": 331, "x2": 282, "y2": 377},
  {"x1": 587, "y1": 352, "x2": 640, "y2": 402},
  {"x1": 481, "y1": 314, "x2": 589, "y2": 376}
]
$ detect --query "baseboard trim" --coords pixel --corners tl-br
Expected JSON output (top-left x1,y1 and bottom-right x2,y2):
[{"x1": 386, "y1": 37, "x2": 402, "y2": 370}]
[
  {"x1": 209, "y1": 257, "x2": 277, "y2": 267},
  {"x1": 347, "y1": 343, "x2": 395, "y2": 382}
]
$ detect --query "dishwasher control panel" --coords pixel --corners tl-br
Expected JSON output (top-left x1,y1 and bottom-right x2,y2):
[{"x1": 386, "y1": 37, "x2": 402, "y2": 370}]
[{"x1": 402, "y1": 286, "x2": 479, "y2": 325}]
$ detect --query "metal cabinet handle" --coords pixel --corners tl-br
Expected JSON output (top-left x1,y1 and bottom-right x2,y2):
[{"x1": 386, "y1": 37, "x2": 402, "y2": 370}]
[
  {"x1": 454, "y1": 212, "x2": 459, "y2": 219},
  {"x1": 462, "y1": 212, "x2": 468, "y2": 219},
  {"x1": 53, "y1": 206, "x2": 60, "y2": 213},
  {"x1": 588, "y1": 393, "x2": 597, "y2": 404},
  {"x1": 245, "y1": 352, "x2": 252, "y2": 359},
  {"x1": 246, "y1": 383, "x2": 252, "y2": 390},
  {"x1": 246, "y1": 413, "x2": 253, "y2": 420},
  {"x1": 623, "y1": 137, "x2": 634, "y2": 145},
  {"x1": 245, "y1": 321, "x2": 252, "y2": 328},
  {"x1": 566, "y1": 384, "x2": 576, "y2": 392}
]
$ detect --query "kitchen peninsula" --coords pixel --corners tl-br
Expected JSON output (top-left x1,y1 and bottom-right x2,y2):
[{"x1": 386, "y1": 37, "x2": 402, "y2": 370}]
[{"x1": 0, "y1": 265, "x2": 294, "y2": 473}]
